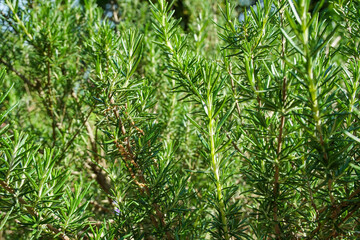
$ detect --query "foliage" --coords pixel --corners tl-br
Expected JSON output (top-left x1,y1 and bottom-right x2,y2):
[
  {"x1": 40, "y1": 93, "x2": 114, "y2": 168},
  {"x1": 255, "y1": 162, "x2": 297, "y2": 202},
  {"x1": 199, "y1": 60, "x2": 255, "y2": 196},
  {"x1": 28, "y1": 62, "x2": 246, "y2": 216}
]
[{"x1": 0, "y1": 0, "x2": 359, "y2": 239}]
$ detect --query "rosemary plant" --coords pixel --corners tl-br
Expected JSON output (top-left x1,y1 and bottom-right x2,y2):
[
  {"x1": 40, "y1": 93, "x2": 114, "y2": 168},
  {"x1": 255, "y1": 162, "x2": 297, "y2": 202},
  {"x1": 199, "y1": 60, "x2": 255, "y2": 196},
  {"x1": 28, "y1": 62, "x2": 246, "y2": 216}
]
[{"x1": 0, "y1": 0, "x2": 359, "y2": 239}]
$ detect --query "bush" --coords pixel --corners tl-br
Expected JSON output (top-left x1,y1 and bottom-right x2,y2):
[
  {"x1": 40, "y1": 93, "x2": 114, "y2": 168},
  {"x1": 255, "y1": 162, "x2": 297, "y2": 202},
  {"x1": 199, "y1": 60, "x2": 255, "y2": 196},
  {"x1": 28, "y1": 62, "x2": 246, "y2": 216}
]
[{"x1": 0, "y1": 0, "x2": 359, "y2": 239}]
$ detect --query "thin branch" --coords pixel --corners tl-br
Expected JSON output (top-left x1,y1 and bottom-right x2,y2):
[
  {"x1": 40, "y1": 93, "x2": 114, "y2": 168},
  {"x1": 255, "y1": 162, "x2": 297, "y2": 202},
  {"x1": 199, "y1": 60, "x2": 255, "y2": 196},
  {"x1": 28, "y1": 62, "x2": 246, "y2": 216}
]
[
  {"x1": 108, "y1": 98, "x2": 173, "y2": 239},
  {"x1": 273, "y1": 3, "x2": 287, "y2": 236},
  {"x1": 58, "y1": 106, "x2": 94, "y2": 162},
  {"x1": 309, "y1": 187, "x2": 360, "y2": 238},
  {"x1": 4, "y1": 0, "x2": 33, "y2": 40},
  {"x1": 0, "y1": 58, "x2": 37, "y2": 89}
]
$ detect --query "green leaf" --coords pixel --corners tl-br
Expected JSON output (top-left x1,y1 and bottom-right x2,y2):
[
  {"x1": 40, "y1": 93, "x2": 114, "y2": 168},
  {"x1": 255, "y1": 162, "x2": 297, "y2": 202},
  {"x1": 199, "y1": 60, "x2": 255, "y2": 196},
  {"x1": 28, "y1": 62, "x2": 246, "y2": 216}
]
[
  {"x1": 288, "y1": 0, "x2": 302, "y2": 25},
  {"x1": 216, "y1": 103, "x2": 234, "y2": 132},
  {"x1": 280, "y1": 29, "x2": 304, "y2": 56},
  {"x1": 186, "y1": 114, "x2": 207, "y2": 135}
]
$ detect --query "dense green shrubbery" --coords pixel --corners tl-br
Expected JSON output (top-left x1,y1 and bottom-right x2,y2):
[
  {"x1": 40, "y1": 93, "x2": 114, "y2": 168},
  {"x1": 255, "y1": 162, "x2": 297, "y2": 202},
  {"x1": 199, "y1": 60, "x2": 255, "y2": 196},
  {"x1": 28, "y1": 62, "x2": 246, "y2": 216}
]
[{"x1": 0, "y1": 0, "x2": 359, "y2": 239}]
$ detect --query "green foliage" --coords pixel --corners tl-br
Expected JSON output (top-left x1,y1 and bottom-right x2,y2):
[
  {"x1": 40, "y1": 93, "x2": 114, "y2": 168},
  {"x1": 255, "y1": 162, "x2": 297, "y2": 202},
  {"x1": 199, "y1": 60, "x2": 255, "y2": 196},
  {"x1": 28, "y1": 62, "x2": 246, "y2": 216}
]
[{"x1": 0, "y1": 0, "x2": 359, "y2": 239}]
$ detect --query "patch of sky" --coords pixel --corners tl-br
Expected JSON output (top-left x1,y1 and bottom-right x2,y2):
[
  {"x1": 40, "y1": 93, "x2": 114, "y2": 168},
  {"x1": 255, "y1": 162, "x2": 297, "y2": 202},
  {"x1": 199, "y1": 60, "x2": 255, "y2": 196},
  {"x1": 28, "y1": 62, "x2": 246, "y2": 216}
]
[{"x1": 238, "y1": 0, "x2": 276, "y2": 22}]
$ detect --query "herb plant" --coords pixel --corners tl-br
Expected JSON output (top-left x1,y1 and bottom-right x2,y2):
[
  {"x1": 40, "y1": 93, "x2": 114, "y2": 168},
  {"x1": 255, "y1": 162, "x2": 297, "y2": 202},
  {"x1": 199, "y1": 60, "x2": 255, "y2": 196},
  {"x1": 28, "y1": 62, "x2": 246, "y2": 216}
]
[{"x1": 0, "y1": 0, "x2": 359, "y2": 239}]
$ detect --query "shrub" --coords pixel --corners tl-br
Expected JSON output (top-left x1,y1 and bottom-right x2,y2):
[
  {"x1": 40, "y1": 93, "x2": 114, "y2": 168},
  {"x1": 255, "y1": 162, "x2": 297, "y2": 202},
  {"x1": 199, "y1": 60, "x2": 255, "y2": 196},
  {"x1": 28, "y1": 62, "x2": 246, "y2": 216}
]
[{"x1": 0, "y1": 0, "x2": 359, "y2": 239}]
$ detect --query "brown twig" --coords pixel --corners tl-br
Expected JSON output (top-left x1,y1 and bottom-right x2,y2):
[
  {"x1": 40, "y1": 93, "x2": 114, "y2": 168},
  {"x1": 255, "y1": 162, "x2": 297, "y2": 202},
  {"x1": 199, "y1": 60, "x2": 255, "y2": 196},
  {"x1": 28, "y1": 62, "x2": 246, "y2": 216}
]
[
  {"x1": 0, "y1": 58, "x2": 39, "y2": 89},
  {"x1": 85, "y1": 120, "x2": 112, "y2": 196},
  {"x1": 108, "y1": 98, "x2": 173, "y2": 239},
  {"x1": 57, "y1": 106, "x2": 94, "y2": 162},
  {"x1": 89, "y1": 200, "x2": 112, "y2": 214},
  {"x1": 309, "y1": 187, "x2": 360, "y2": 238}
]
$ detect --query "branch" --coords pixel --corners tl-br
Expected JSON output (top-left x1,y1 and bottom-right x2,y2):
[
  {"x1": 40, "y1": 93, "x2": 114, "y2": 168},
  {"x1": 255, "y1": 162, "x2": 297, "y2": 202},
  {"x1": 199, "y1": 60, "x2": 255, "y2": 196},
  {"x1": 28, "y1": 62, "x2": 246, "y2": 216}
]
[
  {"x1": 58, "y1": 106, "x2": 94, "y2": 162},
  {"x1": 309, "y1": 187, "x2": 360, "y2": 238},
  {"x1": 0, "y1": 58, "x2": 37, "y2": 89},
  {"x1": 109, "y1": 99, "x2": 173, "y2": 239},
  {"x1": 4, "y1": 0, "x2": 33, "y2": 40}
]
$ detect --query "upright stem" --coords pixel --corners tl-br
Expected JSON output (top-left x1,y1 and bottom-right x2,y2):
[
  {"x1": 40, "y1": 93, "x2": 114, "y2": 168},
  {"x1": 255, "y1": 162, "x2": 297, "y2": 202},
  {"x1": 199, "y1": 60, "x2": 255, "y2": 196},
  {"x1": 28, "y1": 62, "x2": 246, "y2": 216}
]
[
  {"x1": 5, "y1": 0, "x2": 33, "y2": 40},
  {"x1": 206, "y1": 92, "x2": 230, "y2": 239},
  {"x1": 273, "y1": 3, "x2": 287, "y2": 236},
  {"x1": 302, "y1": 25, "x2": 330, "y2": 181},
  {"x1": 300, "y1": 1, "x2": 337, "y2": 231},
  {"x1": 154, "y1": 2, "x2": 230, "y2": 238},
  {"x1": 274, "y1": 75, "x2": 286, "y2": 237},
  {"x1": 209, "y1": 116, "x2": 230, "y2": 240},
  {"x1": 45, "y1": 45, "x2": 57, "y2": 147}
]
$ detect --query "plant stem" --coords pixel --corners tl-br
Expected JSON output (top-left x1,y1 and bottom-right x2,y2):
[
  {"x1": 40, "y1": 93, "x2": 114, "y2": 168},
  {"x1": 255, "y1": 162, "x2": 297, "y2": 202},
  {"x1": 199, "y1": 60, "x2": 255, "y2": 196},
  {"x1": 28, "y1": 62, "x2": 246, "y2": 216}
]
[
  {"x1": 273, "y1": 4, "x2": 287, "y2": 236},
  {"x1": 110, "y1": 97, "x2": 173, "y2": 239},
  {"x1": 5, "y1": 0, "x2": 33, "y2": 41},
  {"x1": 208, "y1": 103, "x2": 230, "y2": 240}
]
